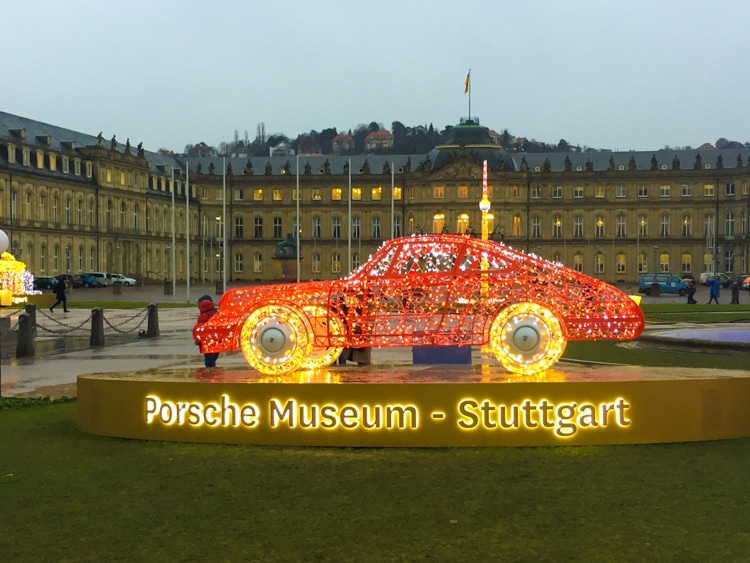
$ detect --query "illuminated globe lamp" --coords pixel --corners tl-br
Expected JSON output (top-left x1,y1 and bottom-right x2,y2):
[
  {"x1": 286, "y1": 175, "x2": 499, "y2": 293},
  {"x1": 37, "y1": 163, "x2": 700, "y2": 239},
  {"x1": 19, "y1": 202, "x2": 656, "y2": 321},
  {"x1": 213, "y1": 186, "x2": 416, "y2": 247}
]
[{"x1": 0, "y1": 228, "x2": 33, "y2": 306}]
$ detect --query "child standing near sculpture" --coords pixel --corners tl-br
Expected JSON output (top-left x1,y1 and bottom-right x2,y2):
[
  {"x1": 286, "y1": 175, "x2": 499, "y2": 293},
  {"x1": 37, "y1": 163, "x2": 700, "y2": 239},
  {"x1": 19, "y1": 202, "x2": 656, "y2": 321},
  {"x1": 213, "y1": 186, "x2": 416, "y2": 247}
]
[{"x1": 193, "y1": 294, "x2": 219, "y2": 367}]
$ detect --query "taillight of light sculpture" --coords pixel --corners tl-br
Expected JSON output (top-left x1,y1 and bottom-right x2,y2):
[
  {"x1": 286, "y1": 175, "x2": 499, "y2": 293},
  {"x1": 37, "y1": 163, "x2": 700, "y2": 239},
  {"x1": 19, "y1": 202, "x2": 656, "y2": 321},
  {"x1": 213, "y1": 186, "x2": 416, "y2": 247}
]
[{"x1": 194, "y1": 234, "x2": 645, "y2": 376}]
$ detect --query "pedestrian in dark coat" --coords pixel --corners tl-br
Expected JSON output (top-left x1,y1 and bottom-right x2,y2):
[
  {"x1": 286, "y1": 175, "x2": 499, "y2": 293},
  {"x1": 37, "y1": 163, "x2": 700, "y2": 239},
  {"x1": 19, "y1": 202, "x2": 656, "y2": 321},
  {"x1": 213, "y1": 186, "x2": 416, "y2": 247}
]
[
  {"x1": 730, "y1": 282, "x2": 740, "y2": 304},
  {"x1": 50, "y1": 275, "x2": 70, "y2": 312},
  {"x1": 193, "y1": 295, "x2": 219, "y2": 367}
]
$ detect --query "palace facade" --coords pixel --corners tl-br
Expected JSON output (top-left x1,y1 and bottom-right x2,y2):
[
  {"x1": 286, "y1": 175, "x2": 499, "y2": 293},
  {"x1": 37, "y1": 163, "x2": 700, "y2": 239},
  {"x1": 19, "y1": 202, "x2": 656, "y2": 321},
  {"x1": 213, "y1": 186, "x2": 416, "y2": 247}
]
[{"x1": 1, "y1": 111, "x2": 748, "y2": 286}]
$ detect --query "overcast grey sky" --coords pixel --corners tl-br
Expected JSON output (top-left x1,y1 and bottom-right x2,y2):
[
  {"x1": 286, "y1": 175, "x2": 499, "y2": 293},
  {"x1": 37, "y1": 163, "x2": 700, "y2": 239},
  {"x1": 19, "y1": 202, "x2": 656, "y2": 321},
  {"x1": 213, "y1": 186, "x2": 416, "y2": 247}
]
[{"x1": 3, "y1": 0, "x2": 748, "y2": 153}]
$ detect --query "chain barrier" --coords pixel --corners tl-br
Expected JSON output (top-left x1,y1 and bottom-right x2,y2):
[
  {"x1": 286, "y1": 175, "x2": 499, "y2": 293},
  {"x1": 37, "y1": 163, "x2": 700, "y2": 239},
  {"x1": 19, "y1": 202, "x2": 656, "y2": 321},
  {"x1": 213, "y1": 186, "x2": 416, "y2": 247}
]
[
  {"x1": 101, "y1": 307, "x2": 149, "y2": 335},
  {"x1": 36, "y1": 312, "x2": 94, "y2": 334},
  {"x1": 0, "y1": 319, "x2": 20, "y2": 343},
  {"x1": 32, "y1": 306, "x2": 148, "y2": 336}
]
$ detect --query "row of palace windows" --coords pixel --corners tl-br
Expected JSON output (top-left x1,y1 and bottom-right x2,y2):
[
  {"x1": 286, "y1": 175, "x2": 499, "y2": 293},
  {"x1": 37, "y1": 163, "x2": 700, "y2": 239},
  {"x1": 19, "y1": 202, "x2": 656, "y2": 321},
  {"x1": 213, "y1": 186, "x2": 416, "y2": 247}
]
[
  {"x1": 208, "y1": 216, "x2": 401, "y2": 241},
  {"x1": 203, "y1": 186, "x2": 404, "y2": 202},
  {"x1": 4, "y1": 190, "x2": 195, "y2": 234},
  {"x1": 7, "y1": 144, "x2": 92, "y2": 178},
  {"x1": 198, "y1": 182, "x2": 745, "y2": 203},
  {"x1": 192, "y1": 250, "x2": 741, "y2": 277},
  {"x1": 426, "y1": 212, "x2": 748, "y2": 240},
  {"x1": 22, "y1": 244, "x2": 99, "y2": 273}
]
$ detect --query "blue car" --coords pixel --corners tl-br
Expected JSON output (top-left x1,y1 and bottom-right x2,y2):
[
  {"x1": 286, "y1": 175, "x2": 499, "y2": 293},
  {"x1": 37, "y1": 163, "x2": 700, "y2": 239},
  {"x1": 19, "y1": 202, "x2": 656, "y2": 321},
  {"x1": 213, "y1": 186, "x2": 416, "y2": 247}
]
[{"x1": 638, "y1": 274, "x2": 688, "y2": 296}]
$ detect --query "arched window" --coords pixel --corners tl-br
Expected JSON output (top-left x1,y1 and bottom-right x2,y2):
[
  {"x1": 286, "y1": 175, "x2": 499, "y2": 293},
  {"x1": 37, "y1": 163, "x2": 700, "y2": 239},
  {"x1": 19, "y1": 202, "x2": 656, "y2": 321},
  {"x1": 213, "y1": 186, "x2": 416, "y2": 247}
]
[
  {"x1": 638, "y1": 252, "x2": 647, "y2": 274},
  {"x1": 616, "y1": 252, "x2": 626, "y2": 274},
  {"x1": 659, "y1": 252, "x2": 670, "y2": 273},
  {"x1": 681, "y1": 253, "x2": 692, "y2": 274},
  {"x1": 724, "y1": 250, "x2": 735, "y2": 272},
  {"x1": 552, "y1": 216, "x2": 562, "y2": 239},
  {"x1": 65, "y1": 198, "x2": 71, "y2": 224},
  {"x1": 312, "y1": 252, "x2": 321, "y2": 274},
  {"x1": 253, "y1": 253, "x2": 262, "y2": 274},
  {"x1": 595, "y1": 216, "x2": 605, "y2": 238},
  {"x1": 573, "y1": 253, "x2": 583, "y2": 272},
  {"x1": 512, "y1": 215, "x2": 521, "y2": 237},
  {"x1": 456, "y1": 213, "x2": 469, "y2": 234},
  {"x1": 681, "y1": 214, "x2": 692, "y2": 237},
  {"x1": 432, "y1": 213, "x2": 445, "y2": 234},
  {"x1": 595, "y1": 252, "x2": 604, "y2": 274}
]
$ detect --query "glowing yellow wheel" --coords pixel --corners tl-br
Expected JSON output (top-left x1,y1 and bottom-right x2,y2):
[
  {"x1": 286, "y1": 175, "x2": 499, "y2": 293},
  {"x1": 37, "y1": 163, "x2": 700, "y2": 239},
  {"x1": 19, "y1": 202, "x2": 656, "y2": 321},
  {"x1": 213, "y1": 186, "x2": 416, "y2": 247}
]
[
  {"x1": 300, "y1": 306, "x2": 345, "y2": 369},
  {"x1": 489, "y1": 302, "x2": 566, "y2": 375},
  {"x1": 240, "y1": 304, "x2": 312, "y2": 375}
]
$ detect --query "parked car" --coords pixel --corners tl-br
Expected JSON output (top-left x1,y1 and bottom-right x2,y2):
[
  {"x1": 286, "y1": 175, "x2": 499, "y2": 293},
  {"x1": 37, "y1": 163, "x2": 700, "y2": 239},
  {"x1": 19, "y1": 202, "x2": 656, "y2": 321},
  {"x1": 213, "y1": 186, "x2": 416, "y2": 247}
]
[
  {"x1": 83, "y1": 272, "x2": 112, "y2": 286},
  {"x1": 60, "y1": 273, "x2": 83, "y2": 288},
  {"x1": 638, "y1": 274, "x2": 688, "y2": 296},
  {"x1": 79, "y1": 274, "x2": 104, "y2": 287},
  {"x1": 33, "y1": 276, "x2": 57, "y2": 290},
  {"x1": 110, "y1": 273, "x2": 137, "y2": 286},
  {"x1": 194, "y1": 234, "x2": 645, "y2": 376}
]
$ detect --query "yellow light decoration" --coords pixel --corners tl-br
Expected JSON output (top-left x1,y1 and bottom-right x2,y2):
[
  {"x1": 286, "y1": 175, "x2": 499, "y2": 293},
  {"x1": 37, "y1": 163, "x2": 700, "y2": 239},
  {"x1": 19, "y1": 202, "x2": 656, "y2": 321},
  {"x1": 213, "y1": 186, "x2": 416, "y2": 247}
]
[
  {"x1": 300, "y1": 305, "x2": 345, "y2": 369},
  {"x1": 0, "y1": 251, "x2": 31, "y2": 299},
  {"x1": 239, "y1": 304, "x2": 312, "y2": 375},
  {"x1": 489, "y1": 302, "x2": 566, "y2": 375}
]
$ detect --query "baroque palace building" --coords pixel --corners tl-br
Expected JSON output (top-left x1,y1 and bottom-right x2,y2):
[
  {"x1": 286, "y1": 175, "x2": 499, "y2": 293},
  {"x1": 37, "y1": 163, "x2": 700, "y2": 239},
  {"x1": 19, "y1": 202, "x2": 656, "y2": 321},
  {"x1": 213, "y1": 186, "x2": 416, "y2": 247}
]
[{"x1": 1, "y1": 110, "x2": 748, "y2": 286}]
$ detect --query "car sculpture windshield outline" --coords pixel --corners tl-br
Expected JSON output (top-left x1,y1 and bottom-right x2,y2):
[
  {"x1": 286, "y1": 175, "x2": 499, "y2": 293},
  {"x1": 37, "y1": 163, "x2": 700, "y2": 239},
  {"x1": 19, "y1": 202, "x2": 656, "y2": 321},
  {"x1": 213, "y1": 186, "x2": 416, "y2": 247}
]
[{"x1": 194, "y1": 234, "x2": 645, "y2": 376}]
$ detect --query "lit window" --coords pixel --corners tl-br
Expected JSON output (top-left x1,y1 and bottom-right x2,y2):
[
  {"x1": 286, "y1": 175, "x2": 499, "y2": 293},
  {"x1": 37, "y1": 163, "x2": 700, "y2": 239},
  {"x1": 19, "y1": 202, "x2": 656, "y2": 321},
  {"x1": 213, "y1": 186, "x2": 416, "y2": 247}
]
[
  {"x1": 512, "y1": 215, "x2": 521, "y2": 237},
  {"x1": 457, "y1": 213, "x2": 469, "y2": 234},
  {"x1": 616, "y1": 253, "x2": 626, "y2": 274},
  {"x1": 36, "y1": 151, "x2": 44, "y2": 169},
  {"x1": 393, "y1": 186, "x2": 402, "y2": 200},
  {"x1": 595, "y1": 186, "x2": 605, "y2": 198},
  {"x1": 659, "y1": 253, "x2": 670, "y2": 273},
  {"x1": 120, "y1": 171, "x2": 126, "y2": 185},
  {"x1": 273, "y1": 189, "x2": 282, "y2": 201},
  {"x1": 352, "y1": 187, "x2": 362, "y2": 200},
  {"x1": 458, "y1": 185, "x2": 469, "y2": 199},
  {"x1": 432, "y1": 213, "x2": 445, "y2": 233},
  {"x1": 704, "y1": 184, "x2": 714, "y2": 196},
  {"x1": 371, "y1": 187, "x2": 382, "y2": 200},
  {"x1": 253, "y1": 253, "x2": 262, "y2": 273},
  {"x1": 254, "y1": 189, "x2": 263, "y2": 201},
  {"x1": 292, "y1": 189, "x2": 300, "y2": 201},
  {"x1": 433, "y1": 186, "x2": 444, "y2": 199},
  {"x1": 660, "y1": 185, "x2": 670, "y2": 197},
  {"x1": 681, "y1": 253, "x2": 692, "y2": 274},
  {"x1": 573, "y1": 253, "x2": 583, "y2": 272},
  {"x1": 49, "y1": 154, "x2": 57, "y2": 171},
  {"x1": 312, "y1": 188, "x2": 322, "y2": 201},
  {"x1": 331, "y1": 252, "x2": 341, "y2": 274},
  {"x1": 332, "y1": 188, "x2": 342, "y2": 200}
]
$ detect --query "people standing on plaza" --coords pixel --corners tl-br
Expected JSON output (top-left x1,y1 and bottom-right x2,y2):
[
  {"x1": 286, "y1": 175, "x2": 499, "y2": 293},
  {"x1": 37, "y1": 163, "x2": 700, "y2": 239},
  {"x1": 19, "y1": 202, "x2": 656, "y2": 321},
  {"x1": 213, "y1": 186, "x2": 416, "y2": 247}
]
[
  {"x1": 686, "y1": 280, "x2": 697, "y2": 304},
  {"x1": 49, "y1": 275, "x2": 70, "y2": 312},
  {"x1": 730, "y1": 282, "x2": 740, "y2": 304},
  {"x1": 193, "y1": 294, "x2": 219, "y2": 367},
  {"x1": 707, "y1": 277, "x2": 720, "y2": 304}
]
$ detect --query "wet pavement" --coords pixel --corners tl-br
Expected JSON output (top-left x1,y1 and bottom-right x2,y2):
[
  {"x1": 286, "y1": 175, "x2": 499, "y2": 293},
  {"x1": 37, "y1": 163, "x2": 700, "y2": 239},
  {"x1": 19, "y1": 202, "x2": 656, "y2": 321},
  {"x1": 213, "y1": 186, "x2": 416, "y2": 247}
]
[{"x1": 1, "y1": 282, "x2": 748, "y2": 398}]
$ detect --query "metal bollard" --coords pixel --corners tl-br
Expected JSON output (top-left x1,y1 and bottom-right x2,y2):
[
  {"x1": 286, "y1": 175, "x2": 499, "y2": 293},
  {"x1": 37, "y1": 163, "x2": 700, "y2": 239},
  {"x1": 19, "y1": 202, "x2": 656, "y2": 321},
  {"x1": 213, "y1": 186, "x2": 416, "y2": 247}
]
[
  {"x1": 24, "y1": 303, "x2": 37, "y2": 338},
  {"x1": 90, "y1": 307, "x2": 105, "y2": 347},
  {"x1": 16, "y1": 313, "x2": 35, "y2": 358},
  {"x1": 146, "y1": 303, "x2": 160, "y2": 338}
]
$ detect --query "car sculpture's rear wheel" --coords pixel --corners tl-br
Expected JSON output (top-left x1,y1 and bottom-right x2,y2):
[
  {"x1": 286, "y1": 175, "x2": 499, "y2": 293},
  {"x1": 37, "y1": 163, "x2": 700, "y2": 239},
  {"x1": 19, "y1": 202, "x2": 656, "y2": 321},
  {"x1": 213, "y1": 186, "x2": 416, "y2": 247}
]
[
  {"x1": 240, "y1": 304, "x2": 312, "y2": 375},
  {"x1": 299, "y1": 306, "x2": 345, "y2": 370},
  {"x1": 489, "y1": 302, "x2": 566, "y2": 375}
]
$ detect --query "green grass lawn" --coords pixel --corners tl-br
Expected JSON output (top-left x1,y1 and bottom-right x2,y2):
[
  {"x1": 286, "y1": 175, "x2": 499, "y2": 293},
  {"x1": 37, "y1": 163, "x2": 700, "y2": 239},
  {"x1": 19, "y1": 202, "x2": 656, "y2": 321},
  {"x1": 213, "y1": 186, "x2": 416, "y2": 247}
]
[{"x1": 2, "y1": 401, "x2": 749, "y2": 561}]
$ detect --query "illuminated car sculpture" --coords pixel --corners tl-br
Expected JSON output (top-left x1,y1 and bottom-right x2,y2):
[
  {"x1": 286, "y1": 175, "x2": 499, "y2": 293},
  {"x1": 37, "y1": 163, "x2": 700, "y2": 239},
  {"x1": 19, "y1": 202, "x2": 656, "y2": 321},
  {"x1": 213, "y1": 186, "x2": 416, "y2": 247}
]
[{"x1": 194, "y1": 234, "x2": 645, "y2": 376}]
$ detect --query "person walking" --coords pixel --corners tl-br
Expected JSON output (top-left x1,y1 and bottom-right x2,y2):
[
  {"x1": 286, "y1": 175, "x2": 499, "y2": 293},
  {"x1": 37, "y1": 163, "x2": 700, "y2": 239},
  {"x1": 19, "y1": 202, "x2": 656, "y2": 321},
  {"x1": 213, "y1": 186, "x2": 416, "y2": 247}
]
[
  {"x1": 686, "y1": 280, "x2": 697, "y2": 304},
  {"x1": 49, "y1": 275, "x2": 70, "y2": 312},
  {"x1": 193, "y1": 294, "x2": 219, "y2": 367},
  {"x1": 730, "y1": 282, "x2": 740, "y2": 304},
  {"x1": 707, "y1": 277, "x2": 720, "y2": 304}
]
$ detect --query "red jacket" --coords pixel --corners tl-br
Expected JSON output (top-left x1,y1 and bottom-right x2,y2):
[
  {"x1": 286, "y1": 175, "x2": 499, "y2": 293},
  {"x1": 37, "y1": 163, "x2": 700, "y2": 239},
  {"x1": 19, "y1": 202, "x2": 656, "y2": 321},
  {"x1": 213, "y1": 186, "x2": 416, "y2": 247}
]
[{"x1": 193, "y1": 300, "x2": 217, "y2": 345}]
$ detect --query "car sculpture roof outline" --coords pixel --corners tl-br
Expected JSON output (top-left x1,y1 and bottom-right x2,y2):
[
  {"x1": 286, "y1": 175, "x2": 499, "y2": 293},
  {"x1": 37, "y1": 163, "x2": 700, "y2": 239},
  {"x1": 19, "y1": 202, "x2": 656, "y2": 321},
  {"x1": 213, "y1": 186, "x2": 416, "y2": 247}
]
[{"x1": 194, "y1": 234, "x2": 645, "y2": 376}]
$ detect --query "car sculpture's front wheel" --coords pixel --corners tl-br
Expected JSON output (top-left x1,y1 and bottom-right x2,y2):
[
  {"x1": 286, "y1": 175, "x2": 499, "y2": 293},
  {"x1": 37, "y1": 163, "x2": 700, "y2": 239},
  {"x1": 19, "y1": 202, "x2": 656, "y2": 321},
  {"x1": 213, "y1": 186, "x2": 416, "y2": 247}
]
[
  {"x1": 240, "y1": 304, "x2": 312, "y2": 375},
  {"x1": 299, "y1": 306, "x2": 345, "y2": 370},
  {"x1": 489, "y1": 302, "x2": 566, "y2": 375}
]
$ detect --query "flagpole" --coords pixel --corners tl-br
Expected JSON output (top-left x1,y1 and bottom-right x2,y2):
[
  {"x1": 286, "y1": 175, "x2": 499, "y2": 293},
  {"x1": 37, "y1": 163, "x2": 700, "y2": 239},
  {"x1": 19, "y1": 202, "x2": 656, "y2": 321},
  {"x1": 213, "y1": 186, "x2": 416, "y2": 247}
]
[
  {"x1": 391, "y1": 162, "x2": 403, "y2": 238},
  {"x1": 186, "y1": 161, "x2": 190, "y2": 303},
  {"x1": 296, "y1": 154, "x2": 300, "y2": 283},
  {"x1": 347, "y1": 158, "x2": 352, "y2": 274},
  {"x1": 467, "y1": 69, "x2": 471, "y2": 120},
  {"x1": 171, "y1": 167, "x2": 176, "y2": 302},
  {"x1": 222, "y1": 156, "x2": 227, "y2": 295}
]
